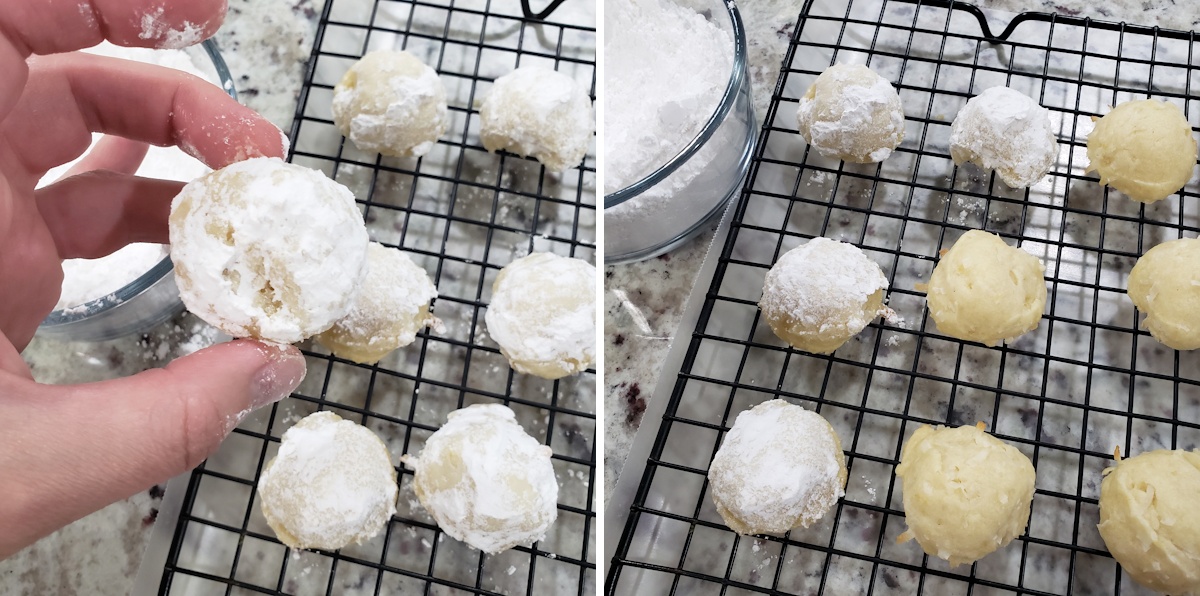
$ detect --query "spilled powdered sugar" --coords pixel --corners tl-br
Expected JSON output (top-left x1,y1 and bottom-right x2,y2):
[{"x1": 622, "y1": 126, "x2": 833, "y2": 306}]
[
  {"x1": 949, "y1": 86, "x2": 1058, "y2": 188},
  {"x1": 759, "y1": 237, "x2": 889, "y2": 334}
]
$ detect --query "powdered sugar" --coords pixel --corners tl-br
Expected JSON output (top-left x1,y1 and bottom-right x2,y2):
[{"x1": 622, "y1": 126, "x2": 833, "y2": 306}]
[
  {"x1": 402, "y1": 404, "x2": 558, "y2": 554},
  {"x1": 604, "y1": 0, "x2": 732, "y2": 194},
  {"x1": 759, "y1": 237, "x2": 889, "y2": 333},
  {"x1": 949, "y1": 86, "x2": 1058, "y2": 188},
  {"x1": 138, "y1": 6, "x2": 207, "y2": 49},
  {"x1": 708, "y1": 399, "x2": 846, "y2": 534},
  {"x1": 258, "y1": 411, "x2": 397, "y2": 550}
]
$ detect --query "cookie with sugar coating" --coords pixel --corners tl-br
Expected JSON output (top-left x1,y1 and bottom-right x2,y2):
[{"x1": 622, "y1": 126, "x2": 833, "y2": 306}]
[
  {"x1": 169, "y1": 157, "x2": 368, "y2": 343},
  {"x1": 258, "y1": 411, "x2": 397, "y2": 550},
  {"x1": 316, "y1": 242, "x2": 439, "y2": 364},
  {"x1": 895, "y1": 423, "x2": 1035, "y2": 567},
  {"x1": 708, "y1": 399, "x2": 847, "y2": 535},
  {"x1": 949, "y1": 86, "x2": 1058, "y2": 188},
  {"x1": 402, "y1": 404, "x2": 558, "y2": 554},
  {"x1": 485, "y1": 252, "x2": 595, "y2": 379},
  {"x1": 758, "y1": 237, "x2": 889, "y2": 354},
  {"x1": 479, "y1": 67, "x2": 594, "y2": 171},
  {"x1": 796, "y1": 63, "x2": 905, "y2": 163},
  {"x1": 332, "y1": 49, "x2": 449, "y2": 157}
]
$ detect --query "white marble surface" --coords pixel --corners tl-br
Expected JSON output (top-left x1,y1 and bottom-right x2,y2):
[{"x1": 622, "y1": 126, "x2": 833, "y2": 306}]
[{"x1": 605, "y1": 0, "x2": 1200, "y2": 592}]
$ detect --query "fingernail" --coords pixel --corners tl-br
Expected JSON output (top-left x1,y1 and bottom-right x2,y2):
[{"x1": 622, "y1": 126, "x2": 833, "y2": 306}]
[{"x1": 251, "y1": 343, "x2": 307, "y2": 409}]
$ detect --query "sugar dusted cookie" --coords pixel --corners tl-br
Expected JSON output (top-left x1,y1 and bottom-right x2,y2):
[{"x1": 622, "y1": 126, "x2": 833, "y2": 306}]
[
  {"x1": 169, "y1": 157, "x2": 368, "y2": 343},
  {"x1": 759, "y1": 237, "x2": 889, "y2": 354},
  {"x1": 479, "y1": 67, "x2": 594, "y2": 171},
  {"x1": 486, "y1": 252, "x2": 595, "y2": 379},
  {"x1": 402, "y1": 404, "x2": 558, "y2": 554},
  {"x1": 258, "y1": 411, "x2": 397, "y2": 550},
  {"x1": 949, "y1": 86, "x2": 1058, "y2": 188},
  {"x1": 796, "y1": 64, "x2": 905, "y2": 163},
  {"x1": 332, "y1": 49, "x2": 449, "y2": 157},
  {"x1": 316, "y1": 242, "x2": 439, "y2": 363},
  {"x1": 708, "y1": 399, "x2": 847, "y2": 535}
]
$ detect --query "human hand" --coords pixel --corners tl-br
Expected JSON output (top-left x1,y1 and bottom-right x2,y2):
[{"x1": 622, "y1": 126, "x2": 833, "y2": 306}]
[{"x1": 0, "y1": 0, "x2": 306, "y2": 558}]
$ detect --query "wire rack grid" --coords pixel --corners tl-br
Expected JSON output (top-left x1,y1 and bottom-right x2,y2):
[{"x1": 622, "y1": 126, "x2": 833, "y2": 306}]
[
  {"x1": 153, "y1": 0, "x2": 596, "y2": 593},
  {"x1": 608, "y1": 0, "x2": 1200, "y2": 594}
]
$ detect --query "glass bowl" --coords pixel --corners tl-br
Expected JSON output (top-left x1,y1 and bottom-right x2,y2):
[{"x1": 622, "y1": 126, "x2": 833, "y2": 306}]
[
  {"x1": 603, "y1": 0, "x2": 757, "y2": 265},
  {"x1": 36, "y1": 40, "x2": 237, "y2": 342}
]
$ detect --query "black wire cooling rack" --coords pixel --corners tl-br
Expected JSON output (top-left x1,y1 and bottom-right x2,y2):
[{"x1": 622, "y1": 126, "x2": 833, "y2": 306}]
[
  {"x1": 608, "y1": 0, "x2": 1200, "y2": 594},
  {"x1": 153, "y1": 0, "x2": 596, "y2": 593}
]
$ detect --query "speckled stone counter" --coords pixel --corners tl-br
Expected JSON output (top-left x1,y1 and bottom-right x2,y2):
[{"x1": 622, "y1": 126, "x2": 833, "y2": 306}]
[
  {"x1": 603, "y1": 0, "x2": 1200, "y2": 501},
  {"x1": 0, "y1": 1, "x2": 319, "y2": 593}
]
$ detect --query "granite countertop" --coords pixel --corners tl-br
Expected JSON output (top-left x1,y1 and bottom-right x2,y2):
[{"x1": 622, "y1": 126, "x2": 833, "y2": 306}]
[
  {"x1": 603, "y1": 0, "x2": 1200, "y2": 502},
  {"x1": 1, "y1": 1, "x2": 320, "y2": 593}
]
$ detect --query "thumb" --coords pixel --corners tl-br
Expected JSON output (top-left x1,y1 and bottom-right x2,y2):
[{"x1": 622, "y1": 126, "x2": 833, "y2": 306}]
[{"x1": 0, "y1": 339, "x2": 305, "y2": 559}]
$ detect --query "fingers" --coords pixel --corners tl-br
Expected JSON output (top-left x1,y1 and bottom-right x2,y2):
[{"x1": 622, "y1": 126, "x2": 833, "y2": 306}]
[
  {"x1": 0, "y1": 339, "x2": 306, "y2": 559},
  {"x1": 36, "y1": 170, "x2": 179, "y2": 259},
  {"x1": 61, "y1": 136, "x2": 150, "y2": 180},
  {"x1": 0, "y1": 0, "x2": 228, "y2": 117},
  {"x1": 6, "y1": 52, "x2": 285, "y2": 179}
]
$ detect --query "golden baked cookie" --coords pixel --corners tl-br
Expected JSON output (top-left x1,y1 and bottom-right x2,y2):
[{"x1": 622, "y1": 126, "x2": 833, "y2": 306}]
[
  {"x1": 1087, "y1": 99, "x2": 1197, "y2": 203},
  {"x1": 895, "y1": 423, "x2": 1035, "y2": 567},
  {"x1": 1098, "y1": 449, "x2": 1200, "y2": 596},
  {"x1": 919, "y1": 230, "x2": 1045, "y2": 346},
  {"x1": 1127, "y1": 237, "x2": 1200, "y2": 351}
]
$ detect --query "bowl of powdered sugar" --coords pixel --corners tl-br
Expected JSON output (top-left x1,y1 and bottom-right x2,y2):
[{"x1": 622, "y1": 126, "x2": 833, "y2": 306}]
[
  {"x1": 37, "y1": 40, "x2": 238, "y2": 342},
  {"x1": 604, "y1": 0, "x2": 756, "y2": 264}
]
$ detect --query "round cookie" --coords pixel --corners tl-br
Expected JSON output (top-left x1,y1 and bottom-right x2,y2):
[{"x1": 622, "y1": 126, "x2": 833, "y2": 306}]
[
  {"x1": 402, "y1": 404, "x2": 558, "y2": 554},
  {"x1": 796, "y1": 63, "x2": 905, "y2": 163},
  {"x1": 316, "y1": 242, "x2": 439, "y2": 364},
  {"x1": 1126, "y1": 237, "x2": 1200, "y2": 350},
  {"x1": 332, "y1": 49, "x2": 449, "y2": 157},
  {"x1": 895, "y1": 423, "x2": 1036, "y2": 567},
  {"x1": 949, "y1": 86, "x2": 1058, "y2": 188},
  {"x1": 1098, "y1": 449, "x2": 1200, "y2": 596},
  {"x1": 169, "y1": 157, "x2": 369, "y2": 343},
  {"x1": 919, "y1": 229, "x2": 1046, "y2": 346},
  {"x1": 758, "y1": 237, "x2": 889, "y2": 354},
  {"x1": 479, "y1": 67, "x2": 594, "y2": 171},
  {"x1": 258, "y1": 411, "x2": 398, "y2": 550},
  {"x1": 1087, "y1": 99, "x2": 1197, "y2": 203},
  {"x1": 708, "y1": 399, "x2": 847, "y2": 535},
  {"x1": 485, "y1": 252, "x2": 595, "y2": 379}
]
